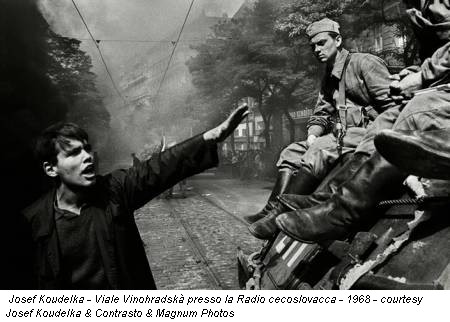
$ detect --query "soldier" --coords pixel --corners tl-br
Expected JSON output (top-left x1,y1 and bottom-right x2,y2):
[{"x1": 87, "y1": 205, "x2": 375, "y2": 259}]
[
  {"x1": 247, "y1": 17, "x2": 401, "y2": 239},
  {"x1": 275, "y1": 1, "x2": 450, "y2": 243}
]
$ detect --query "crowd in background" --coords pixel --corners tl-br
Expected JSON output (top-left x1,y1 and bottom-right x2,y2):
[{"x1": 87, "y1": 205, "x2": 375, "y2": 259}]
[{"x1": 220, "y1": 149, "x2": 274, "y2": 180}]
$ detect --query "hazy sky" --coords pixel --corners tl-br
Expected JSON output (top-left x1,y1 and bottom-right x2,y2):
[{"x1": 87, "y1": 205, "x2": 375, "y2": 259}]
[
  {"x1": 39, "y1": 0, "x2": 245, "y2": 92},
  {"x1": 40, "y1": 0, "x2": 245, "y2": 41},
  {"x1": 37, "y1": 1, "x2": 246, "y2": 153}
]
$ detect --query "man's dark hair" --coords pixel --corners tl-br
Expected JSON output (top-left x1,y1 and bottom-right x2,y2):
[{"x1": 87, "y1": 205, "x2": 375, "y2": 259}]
[{"x1": 35, "y1": 122, "x2": 89, "y2": 165}]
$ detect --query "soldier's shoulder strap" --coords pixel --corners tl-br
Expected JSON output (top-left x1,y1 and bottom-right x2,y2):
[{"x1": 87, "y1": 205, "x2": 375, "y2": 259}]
[
  {"x1": 338, "y1": 52, "x2": 352, "y2": 108},
  {"x1": 337, "y1": 52, "x2": 352, "y2": 135}
]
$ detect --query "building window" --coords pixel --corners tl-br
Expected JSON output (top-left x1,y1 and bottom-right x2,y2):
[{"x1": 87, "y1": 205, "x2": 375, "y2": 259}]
[
  {"x1": 375, "y1": 36, "x2": 383, "y2": 52},
  {"x1": 374, "y1": 25, "x2": 383, "y2": 52},
  {"x1": 394, "y1": 35, "x2": 406, "y2": 49}
]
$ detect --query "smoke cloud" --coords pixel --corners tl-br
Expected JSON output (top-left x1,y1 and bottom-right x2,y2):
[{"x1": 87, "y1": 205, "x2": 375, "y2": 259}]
[
  {"x1": 38, "y1": 0, "x2": 245, "y2": 162},
  {"x1": 38, "y1": 0, "x2": 244, "y2": 75}
]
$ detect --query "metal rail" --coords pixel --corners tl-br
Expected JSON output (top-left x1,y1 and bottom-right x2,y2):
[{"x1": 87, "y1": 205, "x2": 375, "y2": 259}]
[
  {"x1": 165, "y1": 199, "x2": 226, "y2": 290},
  {"x1": 195, "y1": 191, "x2": 250, "y2": 227}
]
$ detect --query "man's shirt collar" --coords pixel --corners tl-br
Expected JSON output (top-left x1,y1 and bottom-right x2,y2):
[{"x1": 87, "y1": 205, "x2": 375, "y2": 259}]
[
  {"x1": 331, "y1": 48, "x2": 349, "y2": 80},
  {"x1": 53, "y1": 198, "x2": 87, "y2": 219}
]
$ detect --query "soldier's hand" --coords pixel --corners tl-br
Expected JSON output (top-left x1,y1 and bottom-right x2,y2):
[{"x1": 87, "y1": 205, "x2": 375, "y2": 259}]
[
  {"x1": 389, "y1": 71, "x2": 423, "y2": 103},
  {"x1": 203, "y1": 104, "x2": 249, "y2": 143},
  {"x1": 389, "y1": 66, "x2": 421, "y2": 104},
  {"x1": 389, "y1": 65, "x2": 421, "y2": 81},
  {"x1": 306, "y1": 135, "x2": 317, "y2": 148}
]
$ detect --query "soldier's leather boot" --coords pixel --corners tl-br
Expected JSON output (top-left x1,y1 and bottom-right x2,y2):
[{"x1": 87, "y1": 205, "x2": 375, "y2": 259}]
[
  {"x1": 247, "y1": 153, "x2": 369, "y2": 240},
  {"x1": 244, "y1": 167, "x2": 319, "y2": 225},
  {"x1": 244, "y1": 169, "x2": 292, "y2": 224},
  {"x1": 375, "y1": 128, "x2": 450, "y2": 180},
  {"x1": 278, "y1": 152, "x2": 369, "y2": 210},
  {"x1": 275, "y1": 153, "x2": 406, "y2": 243},
  {"x1": 247, "y1": 197, "x2": 290, "y2": 239},
  {"x1": 247, "y1": 168, "x2": 320, "y2": 239}
]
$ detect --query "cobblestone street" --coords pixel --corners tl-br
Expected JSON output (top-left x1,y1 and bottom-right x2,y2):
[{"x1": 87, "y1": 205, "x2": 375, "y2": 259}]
[{"x1": 135, "y1": 177, "x2": 269, "y2": 289}]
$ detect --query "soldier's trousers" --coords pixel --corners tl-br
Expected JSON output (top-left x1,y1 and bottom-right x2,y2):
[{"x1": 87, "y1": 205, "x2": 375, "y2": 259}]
[
  {"x1": 355, "y1": 89, "x2": 450, "y2": 154},
  {"x1": 276, "y1": 127, "x2": 368, "y2": 180},
  {"x1": 392, "y1": 89, "x2": 450, "y2": 130},
  {"x1": 277, "y1": 87, "x2": 450, "y2": 179},
  {"x1": 277, "y1": 89, "x2": 450, "y2": 181}
]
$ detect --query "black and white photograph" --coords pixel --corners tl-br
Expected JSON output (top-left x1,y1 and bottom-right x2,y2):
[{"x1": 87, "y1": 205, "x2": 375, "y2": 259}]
[{"x1": 1, "y1": 0, "x2": 450, "y2": 291}]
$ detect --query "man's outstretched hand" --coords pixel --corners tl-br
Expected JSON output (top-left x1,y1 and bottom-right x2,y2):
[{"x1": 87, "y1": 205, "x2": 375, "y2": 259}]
[{"x1": 203, "y1": 104, "x2": 249, "y2": 143}]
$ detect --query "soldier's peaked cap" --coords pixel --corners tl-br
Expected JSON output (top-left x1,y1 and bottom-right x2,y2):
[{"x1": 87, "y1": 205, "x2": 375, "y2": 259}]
[{"x1": 306, "y1": 18, "x2": 340, "y2": 38}]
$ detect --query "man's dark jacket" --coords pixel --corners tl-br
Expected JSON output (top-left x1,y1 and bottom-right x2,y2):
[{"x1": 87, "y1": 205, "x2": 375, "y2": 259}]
[{"x1": 23, "y1": 135, "x2": 218, "y2": 289}]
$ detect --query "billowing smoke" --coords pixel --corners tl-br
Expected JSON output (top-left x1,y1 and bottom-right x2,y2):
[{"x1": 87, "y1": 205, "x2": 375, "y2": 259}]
[
  {"x1": 38, "y1": 0, "x2": 242, "y2": 77},
  {"x1": 38, "y1": 0, "x2": 245, "y2": 164}
]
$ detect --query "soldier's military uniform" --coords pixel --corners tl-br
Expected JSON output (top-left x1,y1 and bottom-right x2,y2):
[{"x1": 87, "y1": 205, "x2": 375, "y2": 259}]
[
  {"x1": 277, "y1": 48, "x2": 396, "y2": 179},
  {"x1": 247, "y1": 18, "x2": 401, "y2": 239},
  {"x1": 275, "y1": 0, "x2": 450, "y2": 243}
]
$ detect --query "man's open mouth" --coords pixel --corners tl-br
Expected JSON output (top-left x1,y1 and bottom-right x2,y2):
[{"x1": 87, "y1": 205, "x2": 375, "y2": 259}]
[{"x1": 81, "y1": 164, "x2": 95, "y2": 176}]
